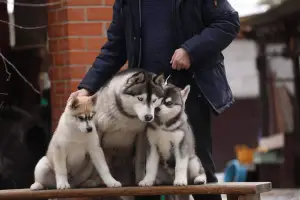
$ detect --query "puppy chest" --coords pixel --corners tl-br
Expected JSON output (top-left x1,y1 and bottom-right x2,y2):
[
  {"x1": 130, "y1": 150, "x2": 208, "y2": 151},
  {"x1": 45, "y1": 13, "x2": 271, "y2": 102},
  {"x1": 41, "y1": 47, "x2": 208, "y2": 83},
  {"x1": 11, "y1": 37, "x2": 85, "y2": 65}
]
[
  {"x1": 101, "y1": 123, "x2": 144, "y2": 148},
  {"x1": 65, "y1": 145, "x2": 87, "y2": 167},
  {"x1": 148, "y1": 130, "x2": 184, "y2": 160},
  {"x1": 157, "y1": 138, "x2": 173, "y2": 160},
  {"x1": 102, "y1": 131, "x2": 139, "y2": 148}
]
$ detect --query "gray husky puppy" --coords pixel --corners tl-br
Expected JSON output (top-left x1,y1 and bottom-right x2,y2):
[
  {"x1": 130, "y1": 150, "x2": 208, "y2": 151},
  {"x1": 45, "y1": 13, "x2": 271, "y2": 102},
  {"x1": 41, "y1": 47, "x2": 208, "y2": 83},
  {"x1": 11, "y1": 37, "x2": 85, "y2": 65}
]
[
  {"x1": 138, "y1": 83, "x2": 207, "y2": 187},
  {"x1": 87, "y1": 69, "x2": 165, "y2": 200}
]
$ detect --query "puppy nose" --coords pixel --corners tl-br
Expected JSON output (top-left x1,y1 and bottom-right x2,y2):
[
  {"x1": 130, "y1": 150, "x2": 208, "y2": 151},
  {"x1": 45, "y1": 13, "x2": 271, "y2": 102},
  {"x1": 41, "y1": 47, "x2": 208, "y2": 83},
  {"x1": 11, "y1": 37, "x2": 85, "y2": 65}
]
[
  {"x1": 86, "y1": 127, "x2": 93, "y2": 132},
  {"x1": 144, "y1": 114, "x2": 153, "y2": 122}
]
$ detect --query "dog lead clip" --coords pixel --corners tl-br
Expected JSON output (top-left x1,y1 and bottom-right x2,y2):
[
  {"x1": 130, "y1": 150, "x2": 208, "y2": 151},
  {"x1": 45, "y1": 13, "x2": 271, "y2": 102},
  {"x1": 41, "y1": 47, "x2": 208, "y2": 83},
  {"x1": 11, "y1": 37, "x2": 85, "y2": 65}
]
[{"x1": 164, "y1": 75, "x2": 171, "y2": 86}]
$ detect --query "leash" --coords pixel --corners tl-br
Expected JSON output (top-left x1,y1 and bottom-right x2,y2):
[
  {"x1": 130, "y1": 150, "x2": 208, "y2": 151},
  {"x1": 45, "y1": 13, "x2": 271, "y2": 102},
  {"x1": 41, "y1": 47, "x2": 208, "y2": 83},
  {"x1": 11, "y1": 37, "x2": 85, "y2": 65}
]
[{"x1": 164, "y1": 74, "x2": 172, "y2": 86}]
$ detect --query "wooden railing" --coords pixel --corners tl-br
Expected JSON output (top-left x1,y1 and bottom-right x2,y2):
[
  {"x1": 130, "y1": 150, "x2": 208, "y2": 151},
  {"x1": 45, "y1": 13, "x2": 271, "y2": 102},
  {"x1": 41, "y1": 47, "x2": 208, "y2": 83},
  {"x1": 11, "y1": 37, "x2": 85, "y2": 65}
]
[{"x1": 0, "y1": 182, "x2": 272, "y2": 200}]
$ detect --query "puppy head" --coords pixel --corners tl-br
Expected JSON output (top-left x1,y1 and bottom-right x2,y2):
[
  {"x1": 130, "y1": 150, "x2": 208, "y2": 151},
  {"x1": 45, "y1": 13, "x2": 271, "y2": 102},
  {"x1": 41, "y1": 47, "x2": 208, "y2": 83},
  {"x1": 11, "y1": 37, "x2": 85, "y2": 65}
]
[
  {"x1": 120, "y1": 71, "x2": 164, "y2": 122},
  {"x1": 155, "y1": 84, "x2": 190, "y2": 122},
  {"x1": 66, "y1": 95, "x2": 97, "y2": 133}
]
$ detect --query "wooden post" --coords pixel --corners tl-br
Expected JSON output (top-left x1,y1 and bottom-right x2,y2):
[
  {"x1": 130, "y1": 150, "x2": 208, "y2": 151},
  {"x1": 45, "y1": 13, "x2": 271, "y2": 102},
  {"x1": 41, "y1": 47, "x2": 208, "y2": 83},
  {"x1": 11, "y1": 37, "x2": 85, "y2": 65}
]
[
  {"x1": 280, "y1": 19, "x2": 300, "y2": 188},
  {"x1": 289, "y1": 38, "x2": 300, "y2": 141},
  {"x1": 284, "y1": 19, "x2": 300, "y2": 141},
  {"x1": 286, "y1": 20, "x2": 300, "y2": 187},
  {"x1": 256, "y1": 39, "x2": 269, "y2": 137}
]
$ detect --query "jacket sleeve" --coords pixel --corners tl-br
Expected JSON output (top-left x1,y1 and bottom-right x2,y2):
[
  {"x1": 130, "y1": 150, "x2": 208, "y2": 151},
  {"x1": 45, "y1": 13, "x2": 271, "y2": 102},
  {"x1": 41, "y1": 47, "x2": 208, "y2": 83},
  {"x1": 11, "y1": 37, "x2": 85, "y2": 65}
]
[
  {"x1": 181, "y1": 0, "x2": 240, "y2": 65},
  {"x1": 78, "y1": 0, "x2": 127, "y2": 93}
]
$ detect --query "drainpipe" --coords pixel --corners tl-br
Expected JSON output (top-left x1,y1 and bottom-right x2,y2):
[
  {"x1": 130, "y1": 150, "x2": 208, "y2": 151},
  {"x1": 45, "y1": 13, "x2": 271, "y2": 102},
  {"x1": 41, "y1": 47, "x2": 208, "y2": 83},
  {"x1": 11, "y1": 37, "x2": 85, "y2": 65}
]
[{"x1": 7, "y1": 0, "x2": 16, "y2": 47}]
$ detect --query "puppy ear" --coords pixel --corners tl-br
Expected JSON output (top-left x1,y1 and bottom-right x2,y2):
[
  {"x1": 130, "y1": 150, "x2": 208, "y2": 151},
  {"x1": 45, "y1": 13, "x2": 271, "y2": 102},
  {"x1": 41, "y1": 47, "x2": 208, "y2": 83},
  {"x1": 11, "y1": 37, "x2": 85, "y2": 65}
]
[
  {"x1": 127, "y1": 71, "x2": 145, "y2": 84},
  {"x1": 90, "y1": 94, "x2": 97, "y2": 106},
  {"x1": 153, "y1": 73, "x2": 165, "y2": 86},
  {"x1": 180, "y1": 85, "x2": 190, "y2": 103},
  {"x1": 69, "y1": 97, "x2": 79, "y2": 110}
]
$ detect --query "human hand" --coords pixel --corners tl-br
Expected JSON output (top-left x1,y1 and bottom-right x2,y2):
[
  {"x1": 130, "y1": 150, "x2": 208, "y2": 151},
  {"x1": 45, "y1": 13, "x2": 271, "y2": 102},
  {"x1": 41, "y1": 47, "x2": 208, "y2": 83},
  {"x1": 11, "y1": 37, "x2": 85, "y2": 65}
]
[
  {"x1": 170, "y1": 48, "x2": 191, "y2": 70},
  {"x1": 68, "y1": 88, "x2": 90, "y2": 101}
]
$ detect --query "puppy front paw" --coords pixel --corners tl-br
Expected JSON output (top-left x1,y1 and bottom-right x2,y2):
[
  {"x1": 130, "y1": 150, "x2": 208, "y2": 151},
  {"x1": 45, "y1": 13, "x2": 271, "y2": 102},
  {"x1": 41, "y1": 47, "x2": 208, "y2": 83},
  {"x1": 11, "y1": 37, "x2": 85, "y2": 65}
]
[
  {"x1": 105, "y1": 179, "x2": 122, "y2": 187},
  {"x1": 173, "y1": 177, "x2": 187, "y2": 186},
  {"x1": 56, "y1": 180, "x2": 71, "y2": 189},
  {"x1": 138, "y1": 179, "x2": 154, "y2": 187},
  {"x1": 30, "y1": 182, "x2": 44, "y2": 190},
  {"x1": 194, "y1": 174, "x2": 207, "y2": 185}
]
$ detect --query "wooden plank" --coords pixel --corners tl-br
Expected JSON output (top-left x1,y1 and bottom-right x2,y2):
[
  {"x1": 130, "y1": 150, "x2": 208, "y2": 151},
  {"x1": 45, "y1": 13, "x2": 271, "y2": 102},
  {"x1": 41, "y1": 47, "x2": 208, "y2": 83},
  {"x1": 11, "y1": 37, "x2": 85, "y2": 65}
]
[
  {"x1": 253, "y1": 151, "x2": 284, "y2": 164},
  {"x1": 258, "y1": 133, "x2": 284, "y2": 150},
  {"x1": 0, "y1": 183, "x2": 272, "y2": 200}
]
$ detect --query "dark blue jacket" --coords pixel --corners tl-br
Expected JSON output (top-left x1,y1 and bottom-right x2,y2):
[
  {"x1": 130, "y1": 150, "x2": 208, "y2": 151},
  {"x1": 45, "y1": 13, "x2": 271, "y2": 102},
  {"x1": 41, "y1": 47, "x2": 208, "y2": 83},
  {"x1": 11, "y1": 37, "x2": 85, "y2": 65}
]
[{"x1": 78, "y1": 0, "x2": 240, "y2": 115}]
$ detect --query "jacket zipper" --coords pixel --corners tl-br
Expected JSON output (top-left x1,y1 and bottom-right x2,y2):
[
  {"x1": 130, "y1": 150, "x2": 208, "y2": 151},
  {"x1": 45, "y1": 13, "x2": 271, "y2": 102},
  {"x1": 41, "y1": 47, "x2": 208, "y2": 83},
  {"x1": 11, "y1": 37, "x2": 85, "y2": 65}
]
[
  {"x1": 173, "y1": 0, "x2": 184, "y2": 48},
  {"x1": 137, "y1": 0, "x2": 142, "y2": 68},
  {"x1": 120, "y1": 0, "x2": 124, "y2": 15},
  {"x1": 136, "y1": 0, "x2": 181, "y2": 67},
  {"x1": 171, "y1": 0, "x2": 178, "y2": 48}
]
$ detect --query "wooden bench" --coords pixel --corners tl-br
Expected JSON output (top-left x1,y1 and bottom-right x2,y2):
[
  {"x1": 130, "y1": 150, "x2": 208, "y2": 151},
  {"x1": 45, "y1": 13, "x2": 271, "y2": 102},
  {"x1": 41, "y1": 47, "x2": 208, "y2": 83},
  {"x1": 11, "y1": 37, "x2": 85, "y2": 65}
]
[{"x1": 0, "y1": 182, "x2": 271, "y2": 200}]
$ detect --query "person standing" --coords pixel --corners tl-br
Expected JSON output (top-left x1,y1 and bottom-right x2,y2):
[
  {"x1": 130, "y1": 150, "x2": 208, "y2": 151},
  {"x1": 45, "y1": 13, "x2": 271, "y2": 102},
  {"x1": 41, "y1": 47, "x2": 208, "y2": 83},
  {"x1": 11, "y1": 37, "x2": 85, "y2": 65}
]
[{"x1": 72, "y1": 0, "x2": 240, "y2": 200}]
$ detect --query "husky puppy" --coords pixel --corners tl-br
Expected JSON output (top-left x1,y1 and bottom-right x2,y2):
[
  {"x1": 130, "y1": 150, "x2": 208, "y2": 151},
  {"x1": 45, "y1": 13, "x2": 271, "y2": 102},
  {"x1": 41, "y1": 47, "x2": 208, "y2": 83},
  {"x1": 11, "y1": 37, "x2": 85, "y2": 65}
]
[
  {"x1": 30, "y1": 95, "x2": 121, "y2": 190},
  {"x1": 138, "y1": 84, "x2": 207, "y2": 187},
  {"x1": 90, "y1": 69, "x2": 164, "y2": 200}
]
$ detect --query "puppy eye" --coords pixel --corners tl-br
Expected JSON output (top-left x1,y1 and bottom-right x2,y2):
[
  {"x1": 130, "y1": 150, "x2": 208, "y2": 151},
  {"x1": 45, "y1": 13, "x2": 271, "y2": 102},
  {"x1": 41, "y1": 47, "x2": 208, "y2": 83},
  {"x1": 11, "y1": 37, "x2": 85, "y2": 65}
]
[
  {"x1": 152, "y1": 99, "x2": 156, "y2": 103},
  {"x1": 77, "y1": 116, "x2": 85, "y2": 121},
  {"x1": 137, "y1": 97, "x2": 143, "y2": 101},
  {"x1": 88, "y1": 114, "x2": 94, "y2": 120},
  {"x1": 165, "y1": 101, "x2": 173, "y2": 106}
]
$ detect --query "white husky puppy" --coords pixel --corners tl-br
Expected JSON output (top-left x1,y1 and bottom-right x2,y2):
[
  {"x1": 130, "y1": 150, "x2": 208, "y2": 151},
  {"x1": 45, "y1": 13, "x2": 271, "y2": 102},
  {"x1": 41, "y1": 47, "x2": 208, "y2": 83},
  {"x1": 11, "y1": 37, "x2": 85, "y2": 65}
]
[
  {"x1": 139, "y1": 84, "x2": 207, "y2": 187},
  {"x1": 30, "y1": 95, "x2": 121, "y2": 190}
]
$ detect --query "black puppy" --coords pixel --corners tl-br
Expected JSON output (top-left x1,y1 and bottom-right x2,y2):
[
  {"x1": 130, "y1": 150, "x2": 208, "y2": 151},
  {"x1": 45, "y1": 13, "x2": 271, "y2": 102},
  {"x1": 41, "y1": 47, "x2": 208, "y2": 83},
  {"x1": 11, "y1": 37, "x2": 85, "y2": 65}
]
[{"x1": 0, "y1": 106, "x2": 50, "y2": 189}]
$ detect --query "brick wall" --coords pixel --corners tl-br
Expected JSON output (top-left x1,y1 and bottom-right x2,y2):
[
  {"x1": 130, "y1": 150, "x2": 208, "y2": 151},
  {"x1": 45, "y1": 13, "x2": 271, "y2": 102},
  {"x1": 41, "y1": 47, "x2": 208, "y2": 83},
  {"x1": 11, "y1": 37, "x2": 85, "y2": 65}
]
[{"x1": 48, "y1": 0, "x2": 115, "y2": 129}]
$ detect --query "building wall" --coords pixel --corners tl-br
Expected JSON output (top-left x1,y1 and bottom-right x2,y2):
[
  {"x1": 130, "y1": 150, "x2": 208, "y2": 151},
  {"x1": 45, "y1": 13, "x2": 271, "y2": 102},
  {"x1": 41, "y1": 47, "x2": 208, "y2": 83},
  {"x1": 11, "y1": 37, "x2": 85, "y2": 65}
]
[
  {"x1": 48, "y1": 0, "x2": 115, "y2": 128},
  {"x1": 222, "y1": 39, "x2": 259, "y2": 98},
  {"x1": 212, "y1": 98, "x2": 261, "y2": 172}
]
